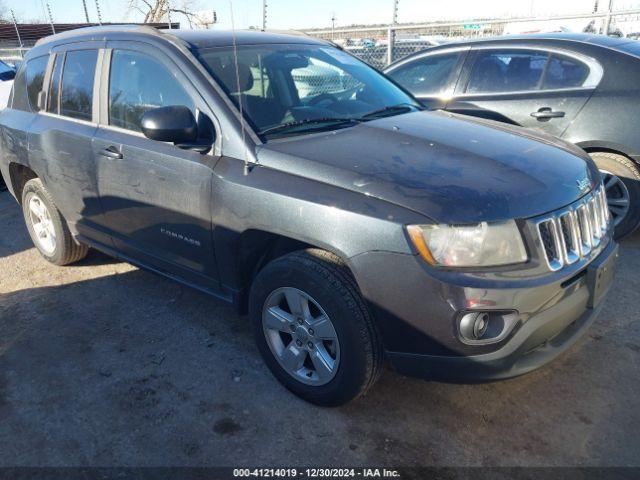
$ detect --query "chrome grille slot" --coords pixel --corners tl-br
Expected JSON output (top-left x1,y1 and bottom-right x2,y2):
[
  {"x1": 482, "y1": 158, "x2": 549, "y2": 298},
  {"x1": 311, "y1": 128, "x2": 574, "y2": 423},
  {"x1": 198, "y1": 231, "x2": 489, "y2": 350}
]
[
  {"x1": 535, "y1": 185, "x2": 610, "y2": 272},
  {"x1": 538, "y1": 219, "x2": 563, "y2": 271},
  {"x1": 577, "y1": 204, "x2": 593, "y2": 255},
  {"x1": 559, "y1": 211, "x2": 579, "y2": 264}
]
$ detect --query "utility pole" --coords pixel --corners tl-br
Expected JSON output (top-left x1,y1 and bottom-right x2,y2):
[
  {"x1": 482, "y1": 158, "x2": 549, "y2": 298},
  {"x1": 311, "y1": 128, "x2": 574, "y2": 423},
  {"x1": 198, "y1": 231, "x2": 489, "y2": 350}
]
[
  {"x1": 94, "y1": 0, "x2": 103, "y2": 25},
  {"x1": 46, "y1": 2, "x2": 56, "y2": 34},
  {"x1": 10, "y1": 9, "x2": 23, "y2": 50},
  {"x1": 262, "y1": 0, "x2": 267, "y2": 31},
  {"x1": 167, "y1": 0, "x2": 172, "y2": 28},
  {"x1": 387, "y1": 0, "x2": 399, "y2": 66},
  {"x1": 81, "y1": 0, "x2": 91, "y2": 23},
  {"x1": 331, "y1": 12, "x2": 336, "y2": 41},
  {"x1": 603, "y1": 0, "x2": 614, "y2": 35}
]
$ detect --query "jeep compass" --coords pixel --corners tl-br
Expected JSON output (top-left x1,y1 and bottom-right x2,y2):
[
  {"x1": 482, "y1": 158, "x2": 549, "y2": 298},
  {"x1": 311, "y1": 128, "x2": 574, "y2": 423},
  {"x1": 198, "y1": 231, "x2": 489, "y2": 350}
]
[{"x1": 0, "y1": 26, "x2": 618, "y2": 406}]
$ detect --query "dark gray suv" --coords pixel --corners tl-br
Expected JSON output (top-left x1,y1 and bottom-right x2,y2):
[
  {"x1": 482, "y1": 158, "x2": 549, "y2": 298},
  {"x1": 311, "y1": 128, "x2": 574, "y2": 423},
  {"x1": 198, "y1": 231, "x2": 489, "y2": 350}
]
[{"x1": 0, "y1": 26, "x2": 618, "y2": 406}]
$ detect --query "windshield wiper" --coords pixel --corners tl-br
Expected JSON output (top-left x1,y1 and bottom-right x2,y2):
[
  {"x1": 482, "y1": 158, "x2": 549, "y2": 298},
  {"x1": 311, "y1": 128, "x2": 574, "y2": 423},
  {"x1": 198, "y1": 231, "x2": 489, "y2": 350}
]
[
  {"x1": 358, "y1": 103, "x2": 422, "y2": 121},
  {"x1": 259, "y1": 117, "x2": 360, "y2": 137}
]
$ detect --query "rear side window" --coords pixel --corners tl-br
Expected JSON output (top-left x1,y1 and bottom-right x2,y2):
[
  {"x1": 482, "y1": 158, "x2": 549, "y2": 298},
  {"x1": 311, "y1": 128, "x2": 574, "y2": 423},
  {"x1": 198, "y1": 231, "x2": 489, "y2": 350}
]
[
  {"x1": 26, "y1": 55, "x2": 49, "y2": 111},
  {"x1": 389, "y1": 53, "x2": 462, "y2": 96},
  {"x1": 542, "y1": 55, "x2": 589, "y2": 89},
  {"x1": 109, "y1": 49, "x2": 195, "y2": 132},
  {"x1": 466, "y1": 50, "x2": 548, "y2": 93},
  {"x1": 59, "y1": 50, "x2": 98, "y2": 121}
]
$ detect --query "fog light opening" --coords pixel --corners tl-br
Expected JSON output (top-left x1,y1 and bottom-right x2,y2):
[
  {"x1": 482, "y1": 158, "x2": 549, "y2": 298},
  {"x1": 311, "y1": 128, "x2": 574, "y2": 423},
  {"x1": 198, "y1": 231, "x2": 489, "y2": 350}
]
[{"x1": 458, "y1": 310, "x2": 518, "y2": 345}]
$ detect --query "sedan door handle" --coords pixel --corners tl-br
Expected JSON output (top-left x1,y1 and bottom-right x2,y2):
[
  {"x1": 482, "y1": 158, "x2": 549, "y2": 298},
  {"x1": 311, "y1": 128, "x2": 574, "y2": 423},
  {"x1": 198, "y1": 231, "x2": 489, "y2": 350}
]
[
  {"x1": 99, "y1": 146, "x2": 123, "y2": 159},
  {"x1": 530, "y1": 107, "x2": 565, "y2": 120}
]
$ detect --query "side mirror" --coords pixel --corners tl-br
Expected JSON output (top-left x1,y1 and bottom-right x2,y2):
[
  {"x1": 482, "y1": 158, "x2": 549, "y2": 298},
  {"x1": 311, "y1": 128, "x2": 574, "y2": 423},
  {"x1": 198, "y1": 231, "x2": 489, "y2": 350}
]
[{"x1": 141, "y1": 105, "x2": 198, "y2": 144}]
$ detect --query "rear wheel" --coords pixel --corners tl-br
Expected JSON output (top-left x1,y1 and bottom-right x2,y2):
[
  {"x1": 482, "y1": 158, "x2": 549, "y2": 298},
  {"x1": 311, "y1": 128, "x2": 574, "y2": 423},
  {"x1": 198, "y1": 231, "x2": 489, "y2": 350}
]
[
  {"x1": 590, "y1": 152, "x2": 640, "y2": 239},
  {"x1": 22, "y1": 178, "x2": 88, "y2": 265},
  {"x1": 249, "y1": 249, "x2": 383, "y2": 406}
]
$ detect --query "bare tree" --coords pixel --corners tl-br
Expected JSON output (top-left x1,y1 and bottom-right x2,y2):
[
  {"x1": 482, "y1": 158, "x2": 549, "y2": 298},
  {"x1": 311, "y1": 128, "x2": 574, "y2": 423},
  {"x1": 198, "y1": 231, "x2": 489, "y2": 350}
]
[{"x1": 128, "y1": 0, "x2": 204, "y2": 28}]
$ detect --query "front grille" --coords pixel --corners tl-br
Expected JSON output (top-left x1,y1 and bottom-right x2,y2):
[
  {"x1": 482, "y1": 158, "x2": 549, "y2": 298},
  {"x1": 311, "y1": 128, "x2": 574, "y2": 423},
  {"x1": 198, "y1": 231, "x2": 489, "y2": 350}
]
[{"x1": 536, "y1": 185, "x2": 610, "y2": 271}]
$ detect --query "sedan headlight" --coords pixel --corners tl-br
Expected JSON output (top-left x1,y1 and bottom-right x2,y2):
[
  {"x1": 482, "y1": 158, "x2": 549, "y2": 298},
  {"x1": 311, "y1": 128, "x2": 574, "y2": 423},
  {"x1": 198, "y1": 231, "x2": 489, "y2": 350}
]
[{"x1": 407, "y1": 220, "x2": 528, "y2": 268}]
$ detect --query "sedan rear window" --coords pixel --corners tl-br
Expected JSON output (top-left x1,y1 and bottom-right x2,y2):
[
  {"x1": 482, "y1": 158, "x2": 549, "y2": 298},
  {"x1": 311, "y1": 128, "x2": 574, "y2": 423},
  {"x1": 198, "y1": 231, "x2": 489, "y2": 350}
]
[{"x1": 467, "y1": 50, "x2": 548, "y2": 93}]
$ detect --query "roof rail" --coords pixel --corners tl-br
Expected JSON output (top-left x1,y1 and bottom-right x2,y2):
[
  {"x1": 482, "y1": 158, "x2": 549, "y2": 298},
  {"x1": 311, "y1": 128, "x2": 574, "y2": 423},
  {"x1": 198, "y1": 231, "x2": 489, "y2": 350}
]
[{"x1": 34, "y1": 23, "x2": 166, "y2": 47}]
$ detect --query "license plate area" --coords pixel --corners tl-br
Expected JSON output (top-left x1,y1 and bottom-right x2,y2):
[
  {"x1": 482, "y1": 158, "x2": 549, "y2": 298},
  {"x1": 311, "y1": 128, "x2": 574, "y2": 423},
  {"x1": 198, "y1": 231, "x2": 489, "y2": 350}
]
[{"x1": 586, "y1": 244, "x2": 618, "y2": 308}]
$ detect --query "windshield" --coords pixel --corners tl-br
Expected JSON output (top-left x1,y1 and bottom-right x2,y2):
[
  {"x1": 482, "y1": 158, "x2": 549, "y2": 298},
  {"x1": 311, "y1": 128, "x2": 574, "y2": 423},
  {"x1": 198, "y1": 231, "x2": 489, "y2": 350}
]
[{"x1": 194, "y1": 43, "x2": 420, "y2": 139}]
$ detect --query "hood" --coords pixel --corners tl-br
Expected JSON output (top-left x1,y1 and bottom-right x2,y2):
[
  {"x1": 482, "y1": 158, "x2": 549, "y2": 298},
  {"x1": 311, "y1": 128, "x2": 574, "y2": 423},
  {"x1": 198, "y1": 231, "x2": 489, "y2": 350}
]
[{"x1": 256, "y1": 110, "x2": 600, "y2": 224}]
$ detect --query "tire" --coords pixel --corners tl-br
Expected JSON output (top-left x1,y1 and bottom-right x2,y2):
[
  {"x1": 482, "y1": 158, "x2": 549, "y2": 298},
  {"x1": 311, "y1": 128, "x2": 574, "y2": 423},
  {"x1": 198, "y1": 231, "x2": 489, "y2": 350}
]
[
  {"x1": 249, "y1": 249, "x2": 383, "y2": 406},
  {"x1": 590, "y1": 152, "x2": 640, "y2": 239},
  {"x1": 22, "y1": 178, "x2": 88, "y2": 265}
]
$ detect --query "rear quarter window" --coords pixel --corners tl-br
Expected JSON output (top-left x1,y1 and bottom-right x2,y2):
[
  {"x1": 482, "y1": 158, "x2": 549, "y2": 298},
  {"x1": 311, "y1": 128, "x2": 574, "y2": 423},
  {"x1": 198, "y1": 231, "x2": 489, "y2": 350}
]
[
  {"x1": 542, "y1": 55, "x2": 589, "y2": 89},
  {"x1": 26, "y1": 55, "x2": 49, "y2": 111}
]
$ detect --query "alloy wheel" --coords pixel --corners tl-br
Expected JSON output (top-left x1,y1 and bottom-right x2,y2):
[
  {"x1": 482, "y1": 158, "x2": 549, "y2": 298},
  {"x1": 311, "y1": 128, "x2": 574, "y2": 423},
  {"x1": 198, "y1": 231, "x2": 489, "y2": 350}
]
[
  {"x1": 28, "y1": 195, "x2": 57, "y2": 255},
  {"x1": 262, "y1": 287, "x2": 340, "y2": 386},
  {"x1": 600, "y1": 170, "x2": 631, "y2": 227}
]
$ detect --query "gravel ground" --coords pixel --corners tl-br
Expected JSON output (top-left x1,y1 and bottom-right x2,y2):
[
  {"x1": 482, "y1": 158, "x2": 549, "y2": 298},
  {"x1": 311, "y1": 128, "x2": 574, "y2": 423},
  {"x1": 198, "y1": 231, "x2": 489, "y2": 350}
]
[{"x1": 0, "y1": 189, "x2": 639, "y2": 467}]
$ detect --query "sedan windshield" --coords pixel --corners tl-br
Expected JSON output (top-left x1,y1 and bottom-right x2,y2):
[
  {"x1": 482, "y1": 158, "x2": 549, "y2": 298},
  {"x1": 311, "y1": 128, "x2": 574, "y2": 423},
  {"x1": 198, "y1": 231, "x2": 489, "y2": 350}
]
[{"x1": 194, "y1": 43, "x2": 420, "y2": 139}]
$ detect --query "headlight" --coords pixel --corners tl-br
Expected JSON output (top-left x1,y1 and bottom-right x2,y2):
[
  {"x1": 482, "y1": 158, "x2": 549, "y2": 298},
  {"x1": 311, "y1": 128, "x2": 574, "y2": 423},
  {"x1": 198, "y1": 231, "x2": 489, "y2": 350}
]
[{"x1": 407, "y1": 220, "x2": 528, "y2": 268}]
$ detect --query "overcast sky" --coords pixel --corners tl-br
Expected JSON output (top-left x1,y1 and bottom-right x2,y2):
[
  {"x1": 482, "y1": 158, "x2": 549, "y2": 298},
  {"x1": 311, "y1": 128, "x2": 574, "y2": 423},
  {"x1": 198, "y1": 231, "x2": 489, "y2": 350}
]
[{"x1": 4, "y1": 0, "x2": 640, "y2": 29}]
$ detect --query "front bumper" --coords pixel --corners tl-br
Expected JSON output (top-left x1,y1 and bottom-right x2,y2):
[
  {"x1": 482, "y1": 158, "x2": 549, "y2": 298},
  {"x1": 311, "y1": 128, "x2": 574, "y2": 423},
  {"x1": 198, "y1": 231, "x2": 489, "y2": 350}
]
[{"x1": 350, "y1": 239, "x2": 618, "y2": 382}]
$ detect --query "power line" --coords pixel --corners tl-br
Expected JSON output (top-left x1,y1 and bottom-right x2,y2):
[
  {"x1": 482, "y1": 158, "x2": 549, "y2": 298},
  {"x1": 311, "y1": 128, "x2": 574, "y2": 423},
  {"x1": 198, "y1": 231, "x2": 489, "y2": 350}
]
[
  {"x1": 94, "y1": 0, "x2": 103, "y2": 25},
  {"x1": 81, "y1": 0, "x2": 91, "y2": 23},
  {"x1": 262, "y1": 0, "x2": 267, "y2": 31}
]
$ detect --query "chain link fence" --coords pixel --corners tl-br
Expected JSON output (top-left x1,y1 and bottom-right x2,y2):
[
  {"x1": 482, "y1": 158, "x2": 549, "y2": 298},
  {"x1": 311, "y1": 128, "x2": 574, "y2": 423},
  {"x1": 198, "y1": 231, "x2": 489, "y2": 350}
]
[
  {"x1": 305, "y1": 10, "x2": 640, "y2": 69},
  {"x1": 2, "y1": 7, "x2": 640, "y2": 69}
]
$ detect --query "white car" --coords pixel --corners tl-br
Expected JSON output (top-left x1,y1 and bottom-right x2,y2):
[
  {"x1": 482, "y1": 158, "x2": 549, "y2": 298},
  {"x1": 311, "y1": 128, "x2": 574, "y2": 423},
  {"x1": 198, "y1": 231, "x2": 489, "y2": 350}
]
[{"x1": 0, "y1": 60, "x2": 16, "y2": 110}]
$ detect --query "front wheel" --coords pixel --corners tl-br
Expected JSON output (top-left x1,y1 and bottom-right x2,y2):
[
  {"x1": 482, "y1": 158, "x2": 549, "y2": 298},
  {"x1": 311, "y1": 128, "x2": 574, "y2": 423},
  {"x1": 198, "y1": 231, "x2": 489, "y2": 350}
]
[
  {"x1": 249, "y1": 249, "x2": 383, "y2": 406},
  {"x1": 590, "y1": 152, "x2": 640, "y2": 239}
]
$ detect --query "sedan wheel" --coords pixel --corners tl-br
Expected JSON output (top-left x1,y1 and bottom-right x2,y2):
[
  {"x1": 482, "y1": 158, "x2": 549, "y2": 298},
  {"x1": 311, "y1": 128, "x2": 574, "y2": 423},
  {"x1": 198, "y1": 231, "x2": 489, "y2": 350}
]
[
  {"x1": 589, "y1": 151, "x2": 640, "y2": 239},
  {"x1": 601, "y1": 170, "x2": 631, "y2": 228}
]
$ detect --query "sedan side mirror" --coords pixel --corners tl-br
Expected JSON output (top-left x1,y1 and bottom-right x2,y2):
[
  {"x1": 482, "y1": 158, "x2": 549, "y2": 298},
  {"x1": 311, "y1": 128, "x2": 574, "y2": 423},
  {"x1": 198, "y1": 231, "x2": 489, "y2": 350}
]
[{"x1": 141, "y1": 105, "x2": 198, "y2": 144}]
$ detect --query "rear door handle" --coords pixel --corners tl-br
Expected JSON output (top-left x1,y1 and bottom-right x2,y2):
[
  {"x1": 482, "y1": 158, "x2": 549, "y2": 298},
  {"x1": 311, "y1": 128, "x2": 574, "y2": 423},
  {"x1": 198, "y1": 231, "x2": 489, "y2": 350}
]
[
  {"x1": 99, "y1": 146, "x2": 123, "y2": 159},
  {"x1": 530, "y1": 107, "x2": 565, "y2": 120}
]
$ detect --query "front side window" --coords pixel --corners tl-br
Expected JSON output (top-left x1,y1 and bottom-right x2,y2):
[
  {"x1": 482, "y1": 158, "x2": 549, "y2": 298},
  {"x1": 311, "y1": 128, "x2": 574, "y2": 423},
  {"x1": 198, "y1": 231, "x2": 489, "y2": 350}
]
[
  {"x1": 109, "y1": 50, "x2": 195, "y2": 133},
  {"x1": 26, "y1": 55, "x2": 49, "y2": 111},
  {"x1": 195, "y1": 44, "x2": 420, "y2": 139},
  {"x1": 57, "y1": 50, "x2": 98, "y2": 121},
  {"x1": 542, "y1": 55, "x2": 589, "y2": 89},
  {"x1": 388, "y1": 53, "x2": 462, "y2": 96},
  {"x1": 466, "y1": 50, "x2": 548, "y2": 93}
]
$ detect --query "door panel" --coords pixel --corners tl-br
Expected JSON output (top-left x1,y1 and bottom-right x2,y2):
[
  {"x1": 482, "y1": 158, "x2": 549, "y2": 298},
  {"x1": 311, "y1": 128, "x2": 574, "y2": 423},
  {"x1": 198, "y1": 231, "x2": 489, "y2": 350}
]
[
  {"x1": 447, "y1": 89, "x2": 592, "y2": 136},
  {"x1": 27, "y1": 47, "x2": 110, "y2": 244},
  {"x1": 93, "y1": 127, "x2": 219, "y2": 287},
  {"x1": 93, "y1": 44, "x2": 220, "y2": 289}
]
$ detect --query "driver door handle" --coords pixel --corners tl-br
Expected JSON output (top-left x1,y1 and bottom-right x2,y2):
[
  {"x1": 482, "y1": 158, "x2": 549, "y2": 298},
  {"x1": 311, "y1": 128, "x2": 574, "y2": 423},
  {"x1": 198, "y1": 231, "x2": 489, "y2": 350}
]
[
  {"x1": 99, "y1": 146, "x2": 123, "y2": 159},
  {"x1": 530, "y1": 107, "x2": 565, "y2": 120}
]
